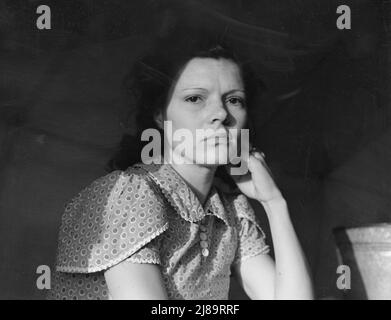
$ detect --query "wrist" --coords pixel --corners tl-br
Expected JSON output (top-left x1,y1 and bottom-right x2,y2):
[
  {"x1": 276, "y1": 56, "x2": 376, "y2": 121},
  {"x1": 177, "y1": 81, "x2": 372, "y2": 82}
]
[
  {"x1": 260, "y1": 195, "x2": 286, "y2": 207},
  {"x1": 259, "y1": 197, "x2": 288, "y2": 218}
]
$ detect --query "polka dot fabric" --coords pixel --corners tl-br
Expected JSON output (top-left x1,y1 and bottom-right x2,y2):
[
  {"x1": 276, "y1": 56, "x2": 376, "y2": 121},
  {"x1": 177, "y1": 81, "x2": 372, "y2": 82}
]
[
  {"x1": 55, "y1": 166, "x2": 169, "y2": 273},
  {"x1": 125, "y1": 237, "x2": 161, "y2": 264},
  {"x1": 47, "y1": 163, "x2": 269, "y2": 300},
  {"x1": 231, "y1": 194, "x2": 270, "y2": 265}
]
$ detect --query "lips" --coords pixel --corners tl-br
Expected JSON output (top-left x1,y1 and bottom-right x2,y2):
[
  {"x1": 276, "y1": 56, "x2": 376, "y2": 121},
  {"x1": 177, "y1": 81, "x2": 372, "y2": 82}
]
[{"x1": 202, "y1": 129, "x2": 230, "y2": 142}]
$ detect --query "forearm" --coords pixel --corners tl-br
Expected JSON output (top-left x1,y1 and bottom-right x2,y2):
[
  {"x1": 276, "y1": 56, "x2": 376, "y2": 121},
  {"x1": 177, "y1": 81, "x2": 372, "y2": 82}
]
[{"x1": 261, "y1": 198, "x2": 314, "y2": 300}]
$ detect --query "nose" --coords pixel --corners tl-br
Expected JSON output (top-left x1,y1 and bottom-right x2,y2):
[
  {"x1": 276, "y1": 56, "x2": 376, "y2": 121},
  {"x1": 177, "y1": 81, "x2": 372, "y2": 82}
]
[{"x1": 209, "y1": 97, "x2": 228, "y2": 125}]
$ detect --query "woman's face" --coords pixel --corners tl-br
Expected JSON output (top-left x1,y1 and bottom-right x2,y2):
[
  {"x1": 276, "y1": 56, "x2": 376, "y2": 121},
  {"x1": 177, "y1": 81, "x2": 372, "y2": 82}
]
[{"x1": 161, "y1": 57, "x2": 248, "y2": 166}]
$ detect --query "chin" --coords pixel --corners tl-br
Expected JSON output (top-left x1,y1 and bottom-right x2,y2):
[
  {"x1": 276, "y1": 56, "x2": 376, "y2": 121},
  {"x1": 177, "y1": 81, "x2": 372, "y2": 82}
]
[{"x1": 194, "y1": 152, "x2": 229, "y2": 166}]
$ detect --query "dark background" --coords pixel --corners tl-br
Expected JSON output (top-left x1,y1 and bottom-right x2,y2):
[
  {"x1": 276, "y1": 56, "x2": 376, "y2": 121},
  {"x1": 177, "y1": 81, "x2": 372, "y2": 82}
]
[{"x1": 0, "y1": 0, "x2": 390, "y2": 299}]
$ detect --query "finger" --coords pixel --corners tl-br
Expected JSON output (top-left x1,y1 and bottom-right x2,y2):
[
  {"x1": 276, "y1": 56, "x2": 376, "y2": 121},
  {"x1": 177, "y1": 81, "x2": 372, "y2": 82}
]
[
  {"x1": 252, "y1": 151, "x2": 265, "y2": 161},
  {"x1": 248, "y1": 154, "x2": 264, "y2": 172},
  {"x1": 248, "y1": 154, "x2": 276, "y2": 180}
]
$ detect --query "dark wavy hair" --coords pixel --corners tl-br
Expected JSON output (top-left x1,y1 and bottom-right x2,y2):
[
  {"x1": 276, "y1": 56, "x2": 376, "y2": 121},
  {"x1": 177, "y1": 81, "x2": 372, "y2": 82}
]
[{"x1": 106, "y1": 35, "x2": 266, "y2": 174}]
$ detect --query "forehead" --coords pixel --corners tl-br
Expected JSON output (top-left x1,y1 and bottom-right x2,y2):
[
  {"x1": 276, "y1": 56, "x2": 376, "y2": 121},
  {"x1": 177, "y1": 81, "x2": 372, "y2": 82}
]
[{"x1": 174, "y1": 57, "x2": 244, "y2": 89}]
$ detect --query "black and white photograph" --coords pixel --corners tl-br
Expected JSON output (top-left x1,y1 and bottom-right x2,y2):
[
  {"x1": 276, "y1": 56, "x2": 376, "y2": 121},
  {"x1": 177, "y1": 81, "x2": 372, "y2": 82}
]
[{"x1": 0, "y1": 0, "x2": 390, "y2": 303}]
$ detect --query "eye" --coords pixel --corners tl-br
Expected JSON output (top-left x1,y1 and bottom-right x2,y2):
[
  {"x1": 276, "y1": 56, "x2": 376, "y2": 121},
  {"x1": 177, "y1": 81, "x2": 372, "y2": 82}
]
[
  {"x1": 185, "y1": 95, "x2": 203, "y2": 104},
  {"x1": 226, "y1": 96, "x2": 245, "y2": 107}
]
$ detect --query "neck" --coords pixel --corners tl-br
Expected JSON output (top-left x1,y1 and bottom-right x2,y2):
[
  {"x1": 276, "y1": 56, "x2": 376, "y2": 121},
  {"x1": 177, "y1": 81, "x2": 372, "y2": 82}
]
[{"x1": 169, "y1": 163, "x2": 216, "y2": 205}]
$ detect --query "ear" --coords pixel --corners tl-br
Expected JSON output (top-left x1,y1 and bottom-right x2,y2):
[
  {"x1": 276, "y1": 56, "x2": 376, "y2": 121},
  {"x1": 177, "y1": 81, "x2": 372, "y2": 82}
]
[{"x1": 153, "y1": 111, "x2": 164, "y2": 130}]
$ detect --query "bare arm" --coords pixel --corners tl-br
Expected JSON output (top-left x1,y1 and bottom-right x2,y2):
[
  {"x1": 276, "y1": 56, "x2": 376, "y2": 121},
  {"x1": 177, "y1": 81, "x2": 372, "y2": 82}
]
[
  {"x1": 263, "y1": 198, "x2": 313, "y2": 299},
  {"x1": 104, "y1": 261, "x2": 168, "y2": 300},
  {"x1": 234, "y1": 198, "x2": 313, "y2": 300},
  {"x1": 233, "y1": 252, "x2": 276, "y2": 300},
  {"x1": 230, "y1": 152, "x2": 314, "y2": 300}
]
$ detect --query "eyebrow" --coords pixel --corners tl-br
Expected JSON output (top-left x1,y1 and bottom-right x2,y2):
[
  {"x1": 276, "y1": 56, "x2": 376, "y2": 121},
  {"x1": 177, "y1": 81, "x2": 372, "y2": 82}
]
[
  {"x1": 181, "y1": 87, "x2": 208, "y2": 92},
  {"x1": 181, "y1": 88, "x2": 245, "y2": 95}
]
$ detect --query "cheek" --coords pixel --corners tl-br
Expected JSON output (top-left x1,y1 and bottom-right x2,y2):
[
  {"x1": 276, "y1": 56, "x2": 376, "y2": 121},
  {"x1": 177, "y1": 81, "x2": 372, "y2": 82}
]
[
  {"x1": 230, "y1": 108, "x2": 247, "y2": 129},
  {"x1": 165, "y1": 103, "x2": 186, "y2": 127},
  {"x1": 166, "y1": 102, "x2": 203, "y2": 131}
]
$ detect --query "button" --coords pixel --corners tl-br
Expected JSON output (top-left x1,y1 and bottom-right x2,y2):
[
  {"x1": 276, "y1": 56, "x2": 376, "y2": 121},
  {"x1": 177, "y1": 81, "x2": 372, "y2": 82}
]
[
  {"x1": 200, "y1": 225, "x2": 207, "y2": 232},
  {"x1": 200, "y1": 232, "x2": 207, "y2": 241},
  {"x1": 201, "y1": 248, "x2": 209, "y2": 257},
  {"x1": 200, "y1": 240, "x2": 208, "y2": 248}
]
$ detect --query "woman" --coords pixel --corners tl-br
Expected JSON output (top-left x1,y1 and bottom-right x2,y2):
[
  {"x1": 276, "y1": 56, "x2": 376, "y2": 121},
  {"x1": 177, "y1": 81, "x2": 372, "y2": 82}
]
[{"x1": 48, "y1": 38, "x2": 313, "y2": 300}]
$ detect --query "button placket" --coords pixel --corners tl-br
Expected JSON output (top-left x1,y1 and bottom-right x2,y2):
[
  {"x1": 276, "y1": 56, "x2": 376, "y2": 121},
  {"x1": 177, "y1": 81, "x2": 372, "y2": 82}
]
[{"x1": 199, "y1": 217, "x2": 209, "y2": 258}]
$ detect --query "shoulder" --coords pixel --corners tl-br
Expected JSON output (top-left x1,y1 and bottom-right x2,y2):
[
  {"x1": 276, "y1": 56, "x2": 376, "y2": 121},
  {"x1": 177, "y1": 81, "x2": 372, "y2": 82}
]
[
  {"x1": 70, "y1": 166, "x2": 164, "y2": 209},
  {"x1": 84, "y1": 166, "x2": 152, "y2": 196},
  {"x1": 55, "y1": 165, "x2": 169, "y2": 273}
]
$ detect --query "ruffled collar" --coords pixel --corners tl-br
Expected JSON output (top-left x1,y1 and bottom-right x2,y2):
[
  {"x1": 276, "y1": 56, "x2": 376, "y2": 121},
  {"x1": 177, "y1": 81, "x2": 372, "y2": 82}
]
[{"x1": 132, "y1": 163, "x2": 231, "y2": 226}]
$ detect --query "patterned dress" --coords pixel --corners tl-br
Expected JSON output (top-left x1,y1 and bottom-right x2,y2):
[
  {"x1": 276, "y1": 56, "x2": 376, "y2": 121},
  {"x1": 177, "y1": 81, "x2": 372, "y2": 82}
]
[{"x1": 47, "y1": 163, "x2": 270, "y2": 300}]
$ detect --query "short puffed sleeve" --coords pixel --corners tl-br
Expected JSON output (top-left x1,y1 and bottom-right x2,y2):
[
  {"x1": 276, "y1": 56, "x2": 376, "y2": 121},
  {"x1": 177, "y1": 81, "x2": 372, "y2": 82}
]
[
  {"x1": 125, "y1": 237, "x2": 162, "y2": 265},
  {"x1": 55, "y1": 168, "x2": 169, "y2": 273},
  {"x1": 232, "y1": 194, "x2": 270, "y2": 265}
]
